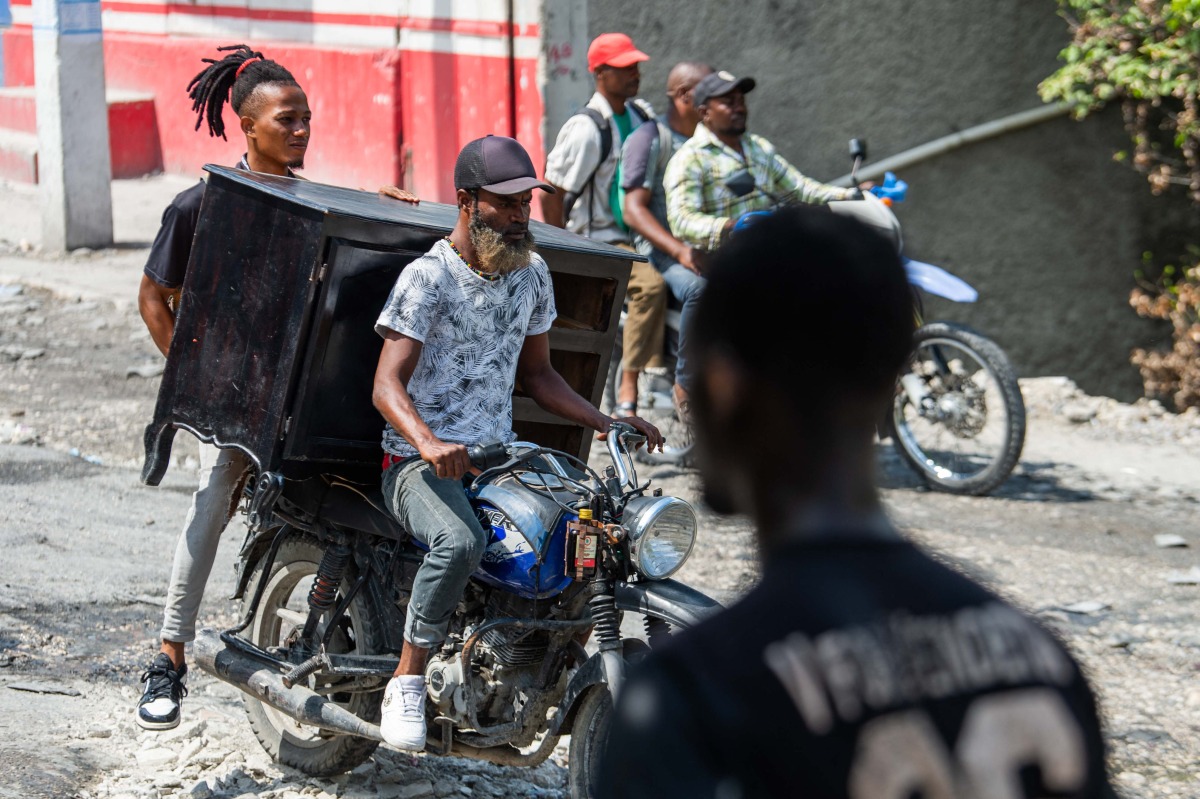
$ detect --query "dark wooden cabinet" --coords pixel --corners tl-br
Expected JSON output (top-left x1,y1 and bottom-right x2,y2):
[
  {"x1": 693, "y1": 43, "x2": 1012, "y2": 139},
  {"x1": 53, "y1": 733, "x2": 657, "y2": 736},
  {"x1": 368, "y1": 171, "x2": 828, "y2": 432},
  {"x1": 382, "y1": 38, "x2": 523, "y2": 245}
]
[{"x1": 142, "y1": 166, "x2": 634, "y2": 486}]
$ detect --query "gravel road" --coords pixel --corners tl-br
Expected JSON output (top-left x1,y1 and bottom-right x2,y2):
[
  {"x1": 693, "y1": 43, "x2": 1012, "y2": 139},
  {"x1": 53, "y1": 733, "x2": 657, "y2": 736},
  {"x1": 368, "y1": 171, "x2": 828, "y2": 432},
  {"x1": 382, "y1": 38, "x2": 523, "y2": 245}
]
[{"x1": 3, "y1": 178, "x2": 1200, "y2": 798}]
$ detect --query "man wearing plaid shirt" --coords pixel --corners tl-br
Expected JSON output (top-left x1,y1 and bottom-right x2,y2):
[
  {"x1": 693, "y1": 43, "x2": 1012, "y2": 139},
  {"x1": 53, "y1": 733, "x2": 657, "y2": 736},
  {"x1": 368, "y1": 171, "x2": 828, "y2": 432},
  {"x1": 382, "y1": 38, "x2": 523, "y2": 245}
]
[{"x1": 665, "y1": 70, "x2": 861, "y2": 252}]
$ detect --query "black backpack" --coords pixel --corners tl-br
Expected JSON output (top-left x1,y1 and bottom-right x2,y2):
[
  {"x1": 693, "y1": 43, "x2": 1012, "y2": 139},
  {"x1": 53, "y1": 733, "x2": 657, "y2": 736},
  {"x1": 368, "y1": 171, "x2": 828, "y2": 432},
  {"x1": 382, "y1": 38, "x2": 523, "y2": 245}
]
[{"x1": 562, "y1": 98, "x2": 654, "y2": 222}]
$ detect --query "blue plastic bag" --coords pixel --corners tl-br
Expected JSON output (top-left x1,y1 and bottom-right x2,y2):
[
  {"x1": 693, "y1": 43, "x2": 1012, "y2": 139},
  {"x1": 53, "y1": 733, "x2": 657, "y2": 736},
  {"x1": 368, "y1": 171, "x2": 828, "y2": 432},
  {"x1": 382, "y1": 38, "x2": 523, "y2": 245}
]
[{"x1": 869, "y1": 171, "x2": 908, "y2": 203}]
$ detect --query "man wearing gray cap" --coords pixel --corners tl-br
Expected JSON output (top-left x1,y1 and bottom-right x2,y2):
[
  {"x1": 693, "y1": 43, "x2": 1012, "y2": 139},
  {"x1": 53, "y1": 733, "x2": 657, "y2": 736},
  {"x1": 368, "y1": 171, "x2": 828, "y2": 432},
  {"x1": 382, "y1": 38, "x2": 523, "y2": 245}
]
[
  {"x1": 371, "y1": 135, "x2": 662, "y2": 751},
  {"x1": 664, "y1": 70, "x2": 862, "y2": 253}
]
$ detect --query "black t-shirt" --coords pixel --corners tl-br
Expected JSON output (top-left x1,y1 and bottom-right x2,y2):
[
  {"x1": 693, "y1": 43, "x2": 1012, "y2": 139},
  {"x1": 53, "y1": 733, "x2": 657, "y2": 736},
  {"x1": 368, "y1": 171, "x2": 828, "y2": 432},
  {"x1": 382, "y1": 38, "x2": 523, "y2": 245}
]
[
  {"x1": 142, "y1": 158, "x2": 277, "y2": 290},
  {"x1": 599, "y1": 535, "x2": 1117, "y2": 799},
  {"x1": 142, "y1": 179, "x2": 206, "y2": 290}
]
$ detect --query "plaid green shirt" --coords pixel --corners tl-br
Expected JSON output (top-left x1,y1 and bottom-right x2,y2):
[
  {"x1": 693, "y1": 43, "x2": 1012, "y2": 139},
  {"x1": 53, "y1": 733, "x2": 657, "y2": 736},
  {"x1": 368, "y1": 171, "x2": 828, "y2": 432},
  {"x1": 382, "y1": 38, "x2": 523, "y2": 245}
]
[{"x1": 664, "y1": 123, "x2": 854, "y2": 251}]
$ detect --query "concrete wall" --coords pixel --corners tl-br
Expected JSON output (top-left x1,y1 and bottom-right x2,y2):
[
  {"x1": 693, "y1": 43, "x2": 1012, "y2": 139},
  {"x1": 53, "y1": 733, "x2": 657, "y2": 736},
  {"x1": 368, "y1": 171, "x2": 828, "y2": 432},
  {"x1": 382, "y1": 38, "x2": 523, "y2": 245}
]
[
  {"x1": 3, "y1": 0, "x2": 547, "y2": 202},
  {"x1": 588, "y1": 0, "x2": 1200, "y2": 401}
]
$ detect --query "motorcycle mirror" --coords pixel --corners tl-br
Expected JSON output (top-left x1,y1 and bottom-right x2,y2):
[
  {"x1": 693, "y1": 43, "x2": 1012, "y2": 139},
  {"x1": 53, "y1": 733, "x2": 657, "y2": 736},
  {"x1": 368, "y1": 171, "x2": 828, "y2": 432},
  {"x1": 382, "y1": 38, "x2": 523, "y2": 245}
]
[{"x1": 849, "y1": 138, "x2": 867, "y2": 161}]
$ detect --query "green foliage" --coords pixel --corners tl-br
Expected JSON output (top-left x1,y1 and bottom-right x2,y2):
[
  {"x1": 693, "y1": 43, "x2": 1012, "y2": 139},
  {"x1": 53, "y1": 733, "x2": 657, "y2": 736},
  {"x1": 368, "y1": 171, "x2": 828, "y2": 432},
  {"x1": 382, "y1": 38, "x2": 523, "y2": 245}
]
[
  {"x1": 1042, "y1": 1, "x2": 1200, "y2": 409},
  {"x1": 1040, "y1": 0, "x2": 1200, "y2": 198}
]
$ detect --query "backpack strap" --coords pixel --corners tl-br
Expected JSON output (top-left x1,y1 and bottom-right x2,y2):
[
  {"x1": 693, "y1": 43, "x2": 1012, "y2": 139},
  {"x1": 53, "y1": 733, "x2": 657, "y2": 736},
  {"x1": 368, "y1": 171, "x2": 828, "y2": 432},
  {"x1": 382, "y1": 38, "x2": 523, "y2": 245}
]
[
  {"x1": 631, "y1": 98, "x2": 655, "y2": 124},
  {"x1": 562, "y1": 107, "x2": 611, "y2": 222},
  {"x1": 653, "y1": 117, "x2": 674, "y2": 182},
  {"x1": 581, "y1": 107, "x2": 613, "y2": 164},
  {"x1": 561, "y1": 99, "x2": 653, "y2": 226}
]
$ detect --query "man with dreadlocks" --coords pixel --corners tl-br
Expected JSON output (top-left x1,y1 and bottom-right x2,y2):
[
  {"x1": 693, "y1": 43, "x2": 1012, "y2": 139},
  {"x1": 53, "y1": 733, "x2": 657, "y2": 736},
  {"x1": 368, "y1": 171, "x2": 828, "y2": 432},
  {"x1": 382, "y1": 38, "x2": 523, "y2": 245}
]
[{"x1": 134, "y1": 44, "x2": 417, "y2": 731}]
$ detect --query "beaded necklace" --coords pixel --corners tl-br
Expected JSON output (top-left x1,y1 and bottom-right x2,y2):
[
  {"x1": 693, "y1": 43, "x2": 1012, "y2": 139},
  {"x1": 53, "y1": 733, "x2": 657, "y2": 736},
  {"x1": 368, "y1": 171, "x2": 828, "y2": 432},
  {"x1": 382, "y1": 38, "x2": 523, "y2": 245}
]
[{"x1": 444, "y1": 237, "x2": 501, "y2": 282}]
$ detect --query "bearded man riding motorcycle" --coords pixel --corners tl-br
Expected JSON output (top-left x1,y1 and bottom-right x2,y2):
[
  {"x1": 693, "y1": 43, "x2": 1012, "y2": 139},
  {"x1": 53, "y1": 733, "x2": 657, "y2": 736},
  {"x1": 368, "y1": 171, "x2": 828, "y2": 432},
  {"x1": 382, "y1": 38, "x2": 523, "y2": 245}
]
[{"x1": 370, "y1": 135, "x2": 662, "y2": 751}]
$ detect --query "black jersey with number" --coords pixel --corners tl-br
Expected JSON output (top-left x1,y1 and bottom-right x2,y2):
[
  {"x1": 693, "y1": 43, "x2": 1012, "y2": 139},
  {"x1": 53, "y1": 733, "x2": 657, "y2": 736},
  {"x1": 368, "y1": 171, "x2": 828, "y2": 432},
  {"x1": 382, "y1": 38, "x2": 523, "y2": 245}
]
[{"x1": 598, "y1": 534, "x2": 1117, "y2": 799}]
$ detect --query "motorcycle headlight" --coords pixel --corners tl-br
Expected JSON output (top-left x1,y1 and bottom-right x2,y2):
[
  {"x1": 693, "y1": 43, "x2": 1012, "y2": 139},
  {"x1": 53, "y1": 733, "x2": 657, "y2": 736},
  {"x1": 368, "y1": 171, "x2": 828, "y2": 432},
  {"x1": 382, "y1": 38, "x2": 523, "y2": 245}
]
[{"x1": 623, "y1": 496, "x2": 697, "y2": 580}]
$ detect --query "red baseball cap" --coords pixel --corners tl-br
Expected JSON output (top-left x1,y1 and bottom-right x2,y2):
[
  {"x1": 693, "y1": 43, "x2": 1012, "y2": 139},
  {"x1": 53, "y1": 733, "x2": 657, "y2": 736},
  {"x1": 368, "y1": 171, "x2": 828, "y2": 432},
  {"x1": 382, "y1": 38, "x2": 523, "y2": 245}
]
[{"x1": 587, "y1": 33, "x2": 650, "y2": 72}]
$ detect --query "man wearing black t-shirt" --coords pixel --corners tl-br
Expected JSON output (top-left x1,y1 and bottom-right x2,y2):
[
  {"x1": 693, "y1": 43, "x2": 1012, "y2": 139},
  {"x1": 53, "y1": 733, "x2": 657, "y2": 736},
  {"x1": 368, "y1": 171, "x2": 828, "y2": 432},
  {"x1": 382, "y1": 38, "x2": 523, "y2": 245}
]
[
  {"x1": 597, "y1": 208, "x2": 1117, "y2": 798},
  {"x1": 133, "y1": 45, "x2": 416, "y2": 732}
]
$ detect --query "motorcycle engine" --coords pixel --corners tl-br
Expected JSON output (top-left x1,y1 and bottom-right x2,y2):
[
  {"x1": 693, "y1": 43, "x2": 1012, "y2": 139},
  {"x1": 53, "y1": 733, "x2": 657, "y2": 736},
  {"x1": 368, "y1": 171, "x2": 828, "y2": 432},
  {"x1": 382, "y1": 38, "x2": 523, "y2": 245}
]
[
  {"x1": 425, "y1": 650, "x2": 469, "y2": 719},
  {"x1": 479, "y1": 591, "x2": 551, "y2": 667},
  {"x1": 424, "y1": 591, "x2": 553, "y2": 729}
]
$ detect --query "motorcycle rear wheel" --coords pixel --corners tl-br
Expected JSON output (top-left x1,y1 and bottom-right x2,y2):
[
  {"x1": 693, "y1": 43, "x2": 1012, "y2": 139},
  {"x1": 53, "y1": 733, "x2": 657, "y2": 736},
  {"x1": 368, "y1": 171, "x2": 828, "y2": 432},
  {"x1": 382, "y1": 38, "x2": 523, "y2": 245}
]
[
  {"x1": 890, "y1": 322, "x2": 1026, "y2": 496},
  {"x1": 242, "y1": 534, "x2": 386, "y2": 776}
]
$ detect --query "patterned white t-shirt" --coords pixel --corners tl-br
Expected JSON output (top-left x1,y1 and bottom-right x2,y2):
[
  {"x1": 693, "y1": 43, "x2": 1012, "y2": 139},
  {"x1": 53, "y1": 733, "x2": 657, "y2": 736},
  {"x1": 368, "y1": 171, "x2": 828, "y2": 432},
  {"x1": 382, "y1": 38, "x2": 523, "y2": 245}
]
[{"x1": 375, "y1": 238, "x2": 557, "y2": 458}]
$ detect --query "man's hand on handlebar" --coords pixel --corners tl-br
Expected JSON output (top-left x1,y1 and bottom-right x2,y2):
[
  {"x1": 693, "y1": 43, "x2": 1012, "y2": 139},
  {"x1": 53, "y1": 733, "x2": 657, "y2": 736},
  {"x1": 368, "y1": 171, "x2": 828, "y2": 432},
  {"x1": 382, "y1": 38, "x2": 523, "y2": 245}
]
[
  {"x1": 419, "y1": 438, "x2": 474, "y2": 481},
  {"x1": 597, "y1": 416, "x2": 665, "y2": 452}
]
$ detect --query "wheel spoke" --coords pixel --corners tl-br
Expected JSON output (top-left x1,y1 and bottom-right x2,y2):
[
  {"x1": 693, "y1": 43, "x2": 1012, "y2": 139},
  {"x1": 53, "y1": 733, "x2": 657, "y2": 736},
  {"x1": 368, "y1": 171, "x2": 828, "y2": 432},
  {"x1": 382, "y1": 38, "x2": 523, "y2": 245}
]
[{"x1": 242, "y1": 536, "x2": 385, "y2": 770}]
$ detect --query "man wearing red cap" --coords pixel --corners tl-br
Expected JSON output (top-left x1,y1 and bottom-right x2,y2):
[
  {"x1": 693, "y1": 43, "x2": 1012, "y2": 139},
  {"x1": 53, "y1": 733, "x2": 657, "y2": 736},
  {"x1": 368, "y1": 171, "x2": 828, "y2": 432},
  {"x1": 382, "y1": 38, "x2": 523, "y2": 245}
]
[{"x1": 541, "y1": 32, "x2": 668, "y2": 421}]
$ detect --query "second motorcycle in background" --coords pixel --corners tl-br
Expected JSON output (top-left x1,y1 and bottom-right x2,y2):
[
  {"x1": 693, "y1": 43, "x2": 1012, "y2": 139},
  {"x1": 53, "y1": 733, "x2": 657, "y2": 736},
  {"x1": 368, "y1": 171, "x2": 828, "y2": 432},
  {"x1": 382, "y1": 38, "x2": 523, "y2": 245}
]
[{"x1": 608, "y1": 138, "x2": 1027, "y2": 495}]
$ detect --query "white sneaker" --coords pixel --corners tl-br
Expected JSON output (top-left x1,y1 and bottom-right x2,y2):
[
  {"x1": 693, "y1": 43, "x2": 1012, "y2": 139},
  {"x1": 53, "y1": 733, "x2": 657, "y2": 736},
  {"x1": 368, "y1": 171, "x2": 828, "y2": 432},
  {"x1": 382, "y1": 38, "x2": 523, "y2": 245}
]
[{"x1": 380, "y1": 675, "x2": 427, "y2": 751}]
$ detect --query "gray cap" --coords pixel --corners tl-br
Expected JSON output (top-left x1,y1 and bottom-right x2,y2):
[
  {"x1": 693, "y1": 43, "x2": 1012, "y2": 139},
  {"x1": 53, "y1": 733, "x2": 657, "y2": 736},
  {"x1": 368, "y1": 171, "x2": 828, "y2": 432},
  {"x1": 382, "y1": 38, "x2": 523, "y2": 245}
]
[
  {"x1": 454, "y1": 135, "x2": 555, "y2": 195},
  {"x1": 693, "y1": 70, "x2": 757, "y2": 107}
]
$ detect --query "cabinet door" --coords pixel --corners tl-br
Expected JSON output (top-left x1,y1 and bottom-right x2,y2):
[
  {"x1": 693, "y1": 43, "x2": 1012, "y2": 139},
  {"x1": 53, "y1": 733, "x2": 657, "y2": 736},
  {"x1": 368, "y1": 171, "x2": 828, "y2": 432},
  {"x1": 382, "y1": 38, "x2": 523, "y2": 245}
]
[{"x1": 284, "y1": 239, "x2": 423, "y2": 465}]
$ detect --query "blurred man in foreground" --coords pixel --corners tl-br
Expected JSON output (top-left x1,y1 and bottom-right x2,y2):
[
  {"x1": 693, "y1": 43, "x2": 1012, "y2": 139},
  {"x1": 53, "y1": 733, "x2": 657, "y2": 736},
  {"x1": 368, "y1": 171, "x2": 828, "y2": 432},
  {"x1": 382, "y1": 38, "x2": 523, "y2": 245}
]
[{"x1": 598, "y1": 207, "x2": 1117, "y2": 798}]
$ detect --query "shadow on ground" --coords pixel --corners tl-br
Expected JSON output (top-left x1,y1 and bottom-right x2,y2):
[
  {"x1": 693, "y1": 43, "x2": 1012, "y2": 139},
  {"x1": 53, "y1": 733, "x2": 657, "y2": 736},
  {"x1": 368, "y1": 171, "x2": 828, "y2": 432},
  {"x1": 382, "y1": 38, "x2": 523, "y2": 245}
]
[{"x1": 874, "y1": 444, "x2": 1097, "y2": 502}]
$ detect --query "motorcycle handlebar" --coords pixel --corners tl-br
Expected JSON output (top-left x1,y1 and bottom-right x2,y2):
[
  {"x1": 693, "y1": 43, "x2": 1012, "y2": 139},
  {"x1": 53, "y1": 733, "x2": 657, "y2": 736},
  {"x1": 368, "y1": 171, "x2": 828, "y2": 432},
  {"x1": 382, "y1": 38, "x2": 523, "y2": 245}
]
[
  {"x1": 467, "y1": 441, "x2": 509, "y2": 471},
  {"x1": 606, "y1": 422, "x2": 644, "y2": 492}
]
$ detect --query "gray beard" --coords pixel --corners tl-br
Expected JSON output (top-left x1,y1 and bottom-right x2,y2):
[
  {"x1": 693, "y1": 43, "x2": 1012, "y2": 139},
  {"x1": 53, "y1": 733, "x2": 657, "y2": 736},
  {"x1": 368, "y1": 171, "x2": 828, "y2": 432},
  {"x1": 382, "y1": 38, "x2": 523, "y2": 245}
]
[{"x1": 469, "y1": 209, "x2": 536, "y2": 276}]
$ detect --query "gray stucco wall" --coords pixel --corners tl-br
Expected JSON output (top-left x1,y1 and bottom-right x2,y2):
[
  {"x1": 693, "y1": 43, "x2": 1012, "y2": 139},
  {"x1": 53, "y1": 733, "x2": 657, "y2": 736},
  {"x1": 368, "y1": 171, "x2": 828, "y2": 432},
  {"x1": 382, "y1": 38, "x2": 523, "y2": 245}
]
[{"x1": 587, "y1": 0, "x2": 1199, "y2": 401}]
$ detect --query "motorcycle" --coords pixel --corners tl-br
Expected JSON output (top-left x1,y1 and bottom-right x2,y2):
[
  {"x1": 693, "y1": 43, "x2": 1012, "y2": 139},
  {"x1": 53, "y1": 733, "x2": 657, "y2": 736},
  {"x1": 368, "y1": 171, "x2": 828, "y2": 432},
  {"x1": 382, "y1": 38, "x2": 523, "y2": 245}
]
[
  {"x1": 828, "y1": 139, "x2": 1027, "y2": 495},
  {"x1": 606, "y1": 140, "x2": 1026, "y2": 494},
  {"x1": 193, "y1": 422, "x2": 719, "y2": 796}
]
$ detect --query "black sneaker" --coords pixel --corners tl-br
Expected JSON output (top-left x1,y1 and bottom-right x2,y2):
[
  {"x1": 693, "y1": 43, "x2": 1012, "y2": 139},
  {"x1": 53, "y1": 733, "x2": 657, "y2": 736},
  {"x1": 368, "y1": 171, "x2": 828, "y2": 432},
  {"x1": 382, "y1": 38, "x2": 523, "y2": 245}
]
[{"x1": 136, "y1": 653, "x2": 188, "y2": 730}]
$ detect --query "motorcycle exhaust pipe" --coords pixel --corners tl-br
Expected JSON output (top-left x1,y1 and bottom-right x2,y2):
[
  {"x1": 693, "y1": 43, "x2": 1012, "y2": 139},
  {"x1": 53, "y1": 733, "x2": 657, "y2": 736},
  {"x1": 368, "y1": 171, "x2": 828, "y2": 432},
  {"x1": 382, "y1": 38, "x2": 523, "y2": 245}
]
[
  {"x1": 193, "y1": 628, "x2": 383, "y2": 741},
  {"x1": 193, "y1": 629, "x2": 562, "y2": 765}
]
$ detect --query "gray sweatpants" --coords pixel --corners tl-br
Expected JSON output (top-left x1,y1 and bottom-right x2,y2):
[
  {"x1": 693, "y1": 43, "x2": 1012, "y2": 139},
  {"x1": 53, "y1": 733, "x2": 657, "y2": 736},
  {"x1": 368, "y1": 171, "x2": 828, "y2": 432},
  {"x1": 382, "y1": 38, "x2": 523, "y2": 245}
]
[{"x1": 159, "y1": 442, "x2": 250, "y2": 643}]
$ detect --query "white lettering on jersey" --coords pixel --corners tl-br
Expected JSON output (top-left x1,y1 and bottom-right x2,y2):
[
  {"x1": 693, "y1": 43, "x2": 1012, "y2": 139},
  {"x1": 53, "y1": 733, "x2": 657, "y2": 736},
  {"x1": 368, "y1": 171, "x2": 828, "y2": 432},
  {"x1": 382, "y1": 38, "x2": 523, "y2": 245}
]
[
  {"x1": 848, "y1": 688, "x2": 1087, "y2": 799},
  {"x1": 764, "y1": 602, "x2": 1074, "y2": 727}
]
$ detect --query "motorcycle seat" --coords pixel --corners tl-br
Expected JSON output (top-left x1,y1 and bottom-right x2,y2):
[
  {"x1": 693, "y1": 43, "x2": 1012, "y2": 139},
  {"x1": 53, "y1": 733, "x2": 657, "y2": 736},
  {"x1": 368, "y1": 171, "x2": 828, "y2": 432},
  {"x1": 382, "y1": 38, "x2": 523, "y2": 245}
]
[{"x1": 282, "y1": 473, "x2": 408, "y2": 542}]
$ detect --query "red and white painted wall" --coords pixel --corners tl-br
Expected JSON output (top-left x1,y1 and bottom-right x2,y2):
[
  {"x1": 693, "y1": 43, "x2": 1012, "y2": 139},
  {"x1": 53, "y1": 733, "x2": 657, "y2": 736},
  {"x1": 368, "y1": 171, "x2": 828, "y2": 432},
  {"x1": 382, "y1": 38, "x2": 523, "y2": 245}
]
[{"x1": 0, "y1": 0, "x2": 592, "y2": 206}]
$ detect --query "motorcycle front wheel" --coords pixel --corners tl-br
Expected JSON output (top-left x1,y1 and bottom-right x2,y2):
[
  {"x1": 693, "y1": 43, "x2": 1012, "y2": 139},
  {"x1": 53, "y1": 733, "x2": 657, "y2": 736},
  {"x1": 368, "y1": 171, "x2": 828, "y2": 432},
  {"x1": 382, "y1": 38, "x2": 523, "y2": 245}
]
[
  {"x1": 568, "y1": 685, "x2": 614, "y2": 798},
  {"x1": 567, "y1": 635, "x2": 661, "y2": 797},
  {"x1": 242, "y1": 534, "x2": 387, "y2": 776},
  {"x1": 890, "y1": 322, "x2": 1026, "y2": 495}
]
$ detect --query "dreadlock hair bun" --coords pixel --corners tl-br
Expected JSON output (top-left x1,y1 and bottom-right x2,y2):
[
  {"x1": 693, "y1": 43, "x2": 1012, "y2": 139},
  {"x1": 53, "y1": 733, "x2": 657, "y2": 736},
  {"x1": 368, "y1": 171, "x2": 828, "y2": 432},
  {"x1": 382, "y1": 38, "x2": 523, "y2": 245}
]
[{"x1": 186, "y1": 44, "x2": 299, "y2": 140}]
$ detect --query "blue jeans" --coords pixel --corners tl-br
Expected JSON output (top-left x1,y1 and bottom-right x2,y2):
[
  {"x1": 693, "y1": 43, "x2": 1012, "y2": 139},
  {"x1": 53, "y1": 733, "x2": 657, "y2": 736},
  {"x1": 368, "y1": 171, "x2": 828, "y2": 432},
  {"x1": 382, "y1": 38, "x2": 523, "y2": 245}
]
[
  {"x1": 657, "y1": 260, "x2": 707, "y2": 392},
  {"x1": 382, "y1": 458, "x2": 486, "y2": 648}
]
